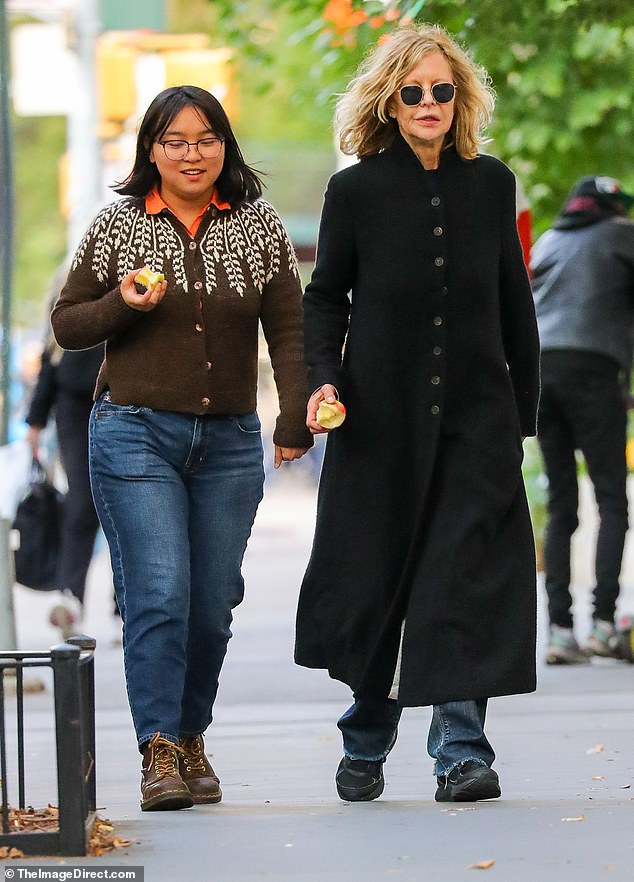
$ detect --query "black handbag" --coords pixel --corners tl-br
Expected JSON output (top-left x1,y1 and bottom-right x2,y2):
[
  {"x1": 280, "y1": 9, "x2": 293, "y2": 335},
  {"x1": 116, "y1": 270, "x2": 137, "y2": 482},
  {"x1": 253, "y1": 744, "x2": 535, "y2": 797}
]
[{"x1": 12, "y1": 457, "x2": 65, "y2": 591}]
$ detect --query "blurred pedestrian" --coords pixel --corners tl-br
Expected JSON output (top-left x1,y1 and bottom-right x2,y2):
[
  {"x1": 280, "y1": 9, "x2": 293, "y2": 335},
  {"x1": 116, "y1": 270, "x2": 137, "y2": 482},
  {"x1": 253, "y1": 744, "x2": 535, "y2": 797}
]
[
  {"x1": 295, "y1": 25, "x2": 539, "y2": 803},
  {"x1": 25, "y1": 267, "x2": 104, "y2": 639},
  {"x1": 52, "y1": 85, "x2": 312, "y2": 811},
  {"x1": 531, "y1": 176, "x2": 634, "y2": 664}
]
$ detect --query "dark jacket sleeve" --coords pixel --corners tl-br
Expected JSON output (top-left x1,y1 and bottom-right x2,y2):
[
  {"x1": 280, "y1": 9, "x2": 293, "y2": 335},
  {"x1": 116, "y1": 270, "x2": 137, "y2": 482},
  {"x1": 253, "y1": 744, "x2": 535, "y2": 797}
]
[
  {"x1": 498, "y1": 169, "x2": 541, "y2": 436},
  {"x1": 25, "y1": 351, "x2": 57, "y2": 428},
  {"x1": 303, "y1": 173, "x2": 355, "y2": 393}
]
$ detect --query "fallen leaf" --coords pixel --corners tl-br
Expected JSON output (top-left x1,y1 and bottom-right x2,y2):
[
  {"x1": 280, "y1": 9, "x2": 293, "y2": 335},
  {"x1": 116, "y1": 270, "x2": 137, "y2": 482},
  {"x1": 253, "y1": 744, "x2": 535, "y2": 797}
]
[
  {"x1": 586, "y1": 744, "x2": 605, "y2": 755},
  {"x1": 561, "y1": 815, "x2": 585, "y2": 822},
  {"x1": 0, "y1": 846, "x2": 25, "y2": 859},
  {"x1": 620, "y1": 785, "x2": 631, "y2": 789},
  {"x1": 470, "y1": 859, "x2": 495, "y2": 870},
  {"x1": 88, "y1": 816, "x2": 135, "y2": 856}
]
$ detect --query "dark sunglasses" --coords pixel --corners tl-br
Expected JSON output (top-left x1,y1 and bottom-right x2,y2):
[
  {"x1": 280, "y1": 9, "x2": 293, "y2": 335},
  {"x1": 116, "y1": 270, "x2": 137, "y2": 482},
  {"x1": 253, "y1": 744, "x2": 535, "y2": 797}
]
[{"x1": 399, "y1": 83, "x2": 456, "y2": 106}]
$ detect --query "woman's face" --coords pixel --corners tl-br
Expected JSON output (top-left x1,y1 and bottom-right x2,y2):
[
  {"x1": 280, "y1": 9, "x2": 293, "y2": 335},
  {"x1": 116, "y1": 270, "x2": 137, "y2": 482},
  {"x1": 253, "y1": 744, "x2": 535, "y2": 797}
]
[
  {"x1": 149, "y1": 105, "x2": 225, "y2": 205},
  {"x1": 390, "y1": 52, "x2": 456, "y2": 156}
]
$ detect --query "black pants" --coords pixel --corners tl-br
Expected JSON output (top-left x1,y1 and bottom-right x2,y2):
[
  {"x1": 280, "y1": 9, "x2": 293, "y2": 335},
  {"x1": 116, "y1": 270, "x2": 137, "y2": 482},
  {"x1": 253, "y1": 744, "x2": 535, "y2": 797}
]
[
  {"x1": 55, "y1": 393, "x2": 100, "y2": 605},
  {"x1": 537, "y1": 351, "x2": 628, "y2": 628}
]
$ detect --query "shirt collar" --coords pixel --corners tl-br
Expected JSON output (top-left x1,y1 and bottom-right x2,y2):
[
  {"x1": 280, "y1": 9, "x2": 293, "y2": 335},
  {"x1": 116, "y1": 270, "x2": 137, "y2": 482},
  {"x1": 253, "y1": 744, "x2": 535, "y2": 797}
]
[{"x1": 145, "y1": 187, "x2": 231, "y2": 217}]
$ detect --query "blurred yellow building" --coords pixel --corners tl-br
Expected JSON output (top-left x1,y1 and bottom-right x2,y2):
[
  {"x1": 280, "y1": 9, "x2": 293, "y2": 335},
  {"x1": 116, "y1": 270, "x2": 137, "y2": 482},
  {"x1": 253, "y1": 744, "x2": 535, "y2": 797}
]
[{"x1": 96, "y1": 31, "x2": 238, "y2": 136}]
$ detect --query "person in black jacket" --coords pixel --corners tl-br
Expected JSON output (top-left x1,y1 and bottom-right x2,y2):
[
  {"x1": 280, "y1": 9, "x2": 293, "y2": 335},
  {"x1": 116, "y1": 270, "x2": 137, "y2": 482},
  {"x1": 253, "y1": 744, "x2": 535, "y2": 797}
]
[
  {"x1": 295, "y1": 24, "x2": 539, "y2": 804},
  {"x1": 531, "y1": 176, "x2": 634, "y2": 664},
  {"x1": 25, "y1": 276, "x2": 105, "y2": 639}
]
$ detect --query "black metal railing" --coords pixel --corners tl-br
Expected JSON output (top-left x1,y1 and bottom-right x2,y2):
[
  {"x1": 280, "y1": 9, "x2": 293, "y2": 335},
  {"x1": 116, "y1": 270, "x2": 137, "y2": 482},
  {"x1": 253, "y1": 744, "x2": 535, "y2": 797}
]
[{"x1": 0, "y1": 635, "x2": 96, "y2": 856}]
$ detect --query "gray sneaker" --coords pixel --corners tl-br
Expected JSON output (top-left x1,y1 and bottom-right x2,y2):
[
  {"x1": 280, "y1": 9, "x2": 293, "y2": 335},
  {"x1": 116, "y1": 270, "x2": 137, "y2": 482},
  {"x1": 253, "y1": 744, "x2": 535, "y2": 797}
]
[
  {"x1": 546, "y1": 625, "x2": 590, "y2": 665},
  {"x1": 586, "y1": 619, "x2": 623, "y2": 659}
]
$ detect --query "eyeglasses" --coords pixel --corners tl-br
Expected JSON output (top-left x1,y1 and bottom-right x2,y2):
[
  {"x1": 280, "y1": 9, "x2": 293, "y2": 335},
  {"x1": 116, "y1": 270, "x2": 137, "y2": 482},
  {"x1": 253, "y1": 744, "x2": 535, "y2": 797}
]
[
  {"x1": 399, "y1": 83, "x2": 456, "y2": 106},
  {"x1": 158, "y1": 137, "x2": 225, "y2": 161}
]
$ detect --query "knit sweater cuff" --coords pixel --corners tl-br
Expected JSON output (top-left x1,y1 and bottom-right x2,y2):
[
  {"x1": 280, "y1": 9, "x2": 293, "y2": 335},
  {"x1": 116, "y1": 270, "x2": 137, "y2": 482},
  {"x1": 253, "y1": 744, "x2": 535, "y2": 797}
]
[{"x1": 272, "y1": 418, "x2": 314, "y2": 450}]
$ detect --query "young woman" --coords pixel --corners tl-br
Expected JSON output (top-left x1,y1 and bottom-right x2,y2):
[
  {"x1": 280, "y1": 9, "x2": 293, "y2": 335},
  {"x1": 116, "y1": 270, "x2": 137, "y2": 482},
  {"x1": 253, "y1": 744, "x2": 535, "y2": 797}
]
[{"x1": 52, "y1": 85, "x2": 312, "y2": 811}]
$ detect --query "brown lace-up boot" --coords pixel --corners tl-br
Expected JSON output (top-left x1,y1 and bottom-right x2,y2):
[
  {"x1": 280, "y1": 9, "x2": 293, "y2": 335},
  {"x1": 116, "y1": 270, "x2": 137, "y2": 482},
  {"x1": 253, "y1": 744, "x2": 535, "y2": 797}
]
[
  {"x1": 140, "y1": 733, "x2": 194, "y2": 811},
  {"x1": 179, "y1": 735, "x2": 222, "y2": 804}
]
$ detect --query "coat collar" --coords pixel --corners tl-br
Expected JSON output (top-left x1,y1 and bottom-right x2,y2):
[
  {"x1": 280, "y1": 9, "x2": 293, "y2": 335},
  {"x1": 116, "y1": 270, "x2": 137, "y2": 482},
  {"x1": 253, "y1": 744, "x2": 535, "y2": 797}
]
[{"x1": 386, "y1": 130, "x2": 466, "y2": 174}]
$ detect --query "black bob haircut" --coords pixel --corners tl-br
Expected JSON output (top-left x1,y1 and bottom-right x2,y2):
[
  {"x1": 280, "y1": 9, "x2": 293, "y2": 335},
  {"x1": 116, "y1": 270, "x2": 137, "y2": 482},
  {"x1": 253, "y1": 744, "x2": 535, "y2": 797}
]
[{"x1": 114, "y1": 85, "x2": 263, "y2": 205}]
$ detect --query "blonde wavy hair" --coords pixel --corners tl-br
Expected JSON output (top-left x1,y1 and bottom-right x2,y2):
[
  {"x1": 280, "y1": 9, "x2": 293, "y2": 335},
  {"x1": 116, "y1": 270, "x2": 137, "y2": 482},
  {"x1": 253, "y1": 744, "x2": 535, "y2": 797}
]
[{"x1": 336, "y1": 24, "x2": 495, "y2": 160}]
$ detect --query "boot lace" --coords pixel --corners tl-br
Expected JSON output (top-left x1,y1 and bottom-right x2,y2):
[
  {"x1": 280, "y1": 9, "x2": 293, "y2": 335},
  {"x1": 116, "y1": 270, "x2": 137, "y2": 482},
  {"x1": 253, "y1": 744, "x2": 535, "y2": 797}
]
[
  {"x1": 148, "y1": 734, "x2": 185, "y2": 778},
  {"x1": 181, "y1": 737, "x2": 207, "y2": 772}
]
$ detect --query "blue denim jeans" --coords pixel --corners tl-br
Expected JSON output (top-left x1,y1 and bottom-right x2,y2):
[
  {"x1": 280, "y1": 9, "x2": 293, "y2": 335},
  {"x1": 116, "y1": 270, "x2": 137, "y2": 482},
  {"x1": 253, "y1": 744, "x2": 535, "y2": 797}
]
[
  {"x1": 89, "y1": 394, "x2": 264, "y2": 749},
  {"x1": 338, "y1": 696, "x2": 495, "y2": 777}
]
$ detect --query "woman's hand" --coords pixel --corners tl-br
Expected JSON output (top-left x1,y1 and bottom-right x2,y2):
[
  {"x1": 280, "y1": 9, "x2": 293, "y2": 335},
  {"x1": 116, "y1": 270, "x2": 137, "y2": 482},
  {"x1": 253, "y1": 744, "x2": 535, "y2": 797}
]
[
  {"x1": 120, "y1": 268, "x2": 168, "y2": 312},
  {"x1": 306, "y1": 383, "x2": 338, "y2": 434},
  {"x1": 274, "y1": 446, "x2": 310, "y2": 469},
  {"x1": 26, "y1": 425, "x2": 43, "y2": 455}
]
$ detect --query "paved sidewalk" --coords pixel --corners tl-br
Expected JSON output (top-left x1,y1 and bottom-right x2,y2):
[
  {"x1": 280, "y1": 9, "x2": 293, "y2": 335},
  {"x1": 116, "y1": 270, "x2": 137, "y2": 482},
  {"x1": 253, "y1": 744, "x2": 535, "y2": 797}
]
[{"x1": 4, "y1": 475, "x2": 634, "y2": 881}]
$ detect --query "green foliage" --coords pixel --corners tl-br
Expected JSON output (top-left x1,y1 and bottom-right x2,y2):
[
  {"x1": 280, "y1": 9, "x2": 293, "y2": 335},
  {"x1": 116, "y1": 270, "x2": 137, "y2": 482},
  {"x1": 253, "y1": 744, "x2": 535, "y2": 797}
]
[
  {"x1": 205, "y1": 0, "x2": 634, "y2": 233},
  {"x1": 12, "y1": 114, "x2": 66, "y2": 327}
]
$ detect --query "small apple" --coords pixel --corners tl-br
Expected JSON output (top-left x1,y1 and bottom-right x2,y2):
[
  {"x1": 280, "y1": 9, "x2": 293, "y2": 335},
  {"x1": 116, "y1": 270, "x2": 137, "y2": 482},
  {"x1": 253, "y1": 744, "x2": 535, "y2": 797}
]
[
  {"x1": 316, "y1": 399, "x2": 346, "y2": 429},
  {"x1": 135, "y1": 267, "x2": 165, "y2": 291}
]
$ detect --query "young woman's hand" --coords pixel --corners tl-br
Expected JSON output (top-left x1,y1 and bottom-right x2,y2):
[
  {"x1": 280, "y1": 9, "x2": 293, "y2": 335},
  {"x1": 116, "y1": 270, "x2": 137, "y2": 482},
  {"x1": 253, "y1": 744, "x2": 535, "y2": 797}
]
[
  {"x1": 274, "y1": 446, "x2": 310, "y2": 469},
  {"x1": 120, "y1": 268, "x2": 168, "y2": 312},
  {"x1": 306, "y1": 383, "x2": 338, "y2": 434}
]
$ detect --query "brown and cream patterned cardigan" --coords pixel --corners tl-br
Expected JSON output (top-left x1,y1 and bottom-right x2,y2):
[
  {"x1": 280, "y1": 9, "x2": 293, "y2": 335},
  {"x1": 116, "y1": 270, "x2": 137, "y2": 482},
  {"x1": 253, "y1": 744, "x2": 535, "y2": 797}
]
[{"x1": 51, "y1": 196, "x2": 313, "y2": 449}]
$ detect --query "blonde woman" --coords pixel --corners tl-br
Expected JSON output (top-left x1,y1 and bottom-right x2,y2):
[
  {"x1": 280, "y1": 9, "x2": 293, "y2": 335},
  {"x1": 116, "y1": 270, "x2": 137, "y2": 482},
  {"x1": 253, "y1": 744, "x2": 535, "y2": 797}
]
[{"x1": 295, "y1": 25, "x2": 539, "y2": 803}]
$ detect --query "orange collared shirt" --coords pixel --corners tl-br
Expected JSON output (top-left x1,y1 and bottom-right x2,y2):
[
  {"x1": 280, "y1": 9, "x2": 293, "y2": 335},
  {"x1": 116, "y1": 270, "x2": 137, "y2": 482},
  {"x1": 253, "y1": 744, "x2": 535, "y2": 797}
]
[{"x1": 145, "y1": 187, "x2": 231, "y2": 237}]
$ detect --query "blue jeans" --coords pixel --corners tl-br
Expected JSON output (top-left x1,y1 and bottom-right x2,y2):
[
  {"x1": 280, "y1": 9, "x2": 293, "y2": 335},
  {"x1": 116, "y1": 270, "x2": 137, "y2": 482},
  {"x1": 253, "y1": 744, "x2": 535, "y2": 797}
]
[
  {"x1": 89, "y1": 394, "x2": 264, "y2": 749},
  {"x1": 338, "y1": 696, "x2": 495, "y2": 777}
]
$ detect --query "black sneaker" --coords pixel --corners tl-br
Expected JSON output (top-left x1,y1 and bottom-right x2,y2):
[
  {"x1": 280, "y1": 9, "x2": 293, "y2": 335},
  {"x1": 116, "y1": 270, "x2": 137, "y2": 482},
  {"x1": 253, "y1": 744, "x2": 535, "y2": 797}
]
[
  {"x1": 335, "y1": 757, "x2": 385, "y2": 801},
  {"x1": 435, "y1": 761, "x2": 501, "y2": 802}
]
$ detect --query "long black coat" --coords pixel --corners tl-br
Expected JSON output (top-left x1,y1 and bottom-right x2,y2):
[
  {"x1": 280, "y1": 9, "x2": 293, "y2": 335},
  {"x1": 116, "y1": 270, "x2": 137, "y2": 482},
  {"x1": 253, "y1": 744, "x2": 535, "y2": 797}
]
[{"x1": 295, "y1": 134, "x2": 540, "y2": 707}]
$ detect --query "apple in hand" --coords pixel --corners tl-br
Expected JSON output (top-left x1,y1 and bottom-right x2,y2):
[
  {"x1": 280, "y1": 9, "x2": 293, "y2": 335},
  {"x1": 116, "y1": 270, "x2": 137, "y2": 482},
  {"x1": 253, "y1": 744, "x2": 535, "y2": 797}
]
[
  {"x1": 316, "y1": 399, "x2": 346, "y2": 429},
  {"x1": 135, "y1": 267, "x2": 164, "y2": 292}
]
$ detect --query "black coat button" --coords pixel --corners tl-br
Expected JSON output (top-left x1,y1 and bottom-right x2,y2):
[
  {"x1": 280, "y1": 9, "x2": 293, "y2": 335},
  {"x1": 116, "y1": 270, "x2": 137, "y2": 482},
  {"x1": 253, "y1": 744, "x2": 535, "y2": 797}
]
[
  {"x1": 434, "y1": 257, "x2": 444, "y2": 267},
  {"x1": 431, "y1": 376, "x2": 440, "y2": 385},
  {"x1": 434, "y1": 226, "x2": 443, "y2": 236},
  {"x1": 433, "y1": 316, "x2": 443, "y2": 326},
  {"x1": 431, "y1": 405, "x2": 440, "y2": 415},
  {"x1": 433, "y1": 346, "x2": 442, "y2": 355},
  {"x1": 431, "y1": 196, "x2": 441, "y2": 206}
]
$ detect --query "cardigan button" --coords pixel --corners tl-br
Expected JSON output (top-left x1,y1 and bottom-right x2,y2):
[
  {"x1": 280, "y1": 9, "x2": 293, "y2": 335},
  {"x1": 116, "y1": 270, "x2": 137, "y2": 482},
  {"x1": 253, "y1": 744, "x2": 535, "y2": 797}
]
[
  {"x1": 195, "y1": 323, "x2": 203, "y2": 332},
  {"x1": 206, "y1": 361, "x2": 213, "y2": 370},
  {"x1": 433, "y1": 316, "x2": 443, "y2": 326},
  {"x1": 431, "y1": 405, "x2": 440, "y2": 415},
  {"x1": 194, "y1": 281, "x2": 203, "y2": 290},
  {"x1": 189, "y1": 241, "x2": 197, "y2": 250},
  {"x1": 434, "y1": 257, "x2": 444, "y2": 267},
  {"x1": 201, "y1": 397, "x2": 211, "y2": 407},
  {"x1": 431, "y1": 196, "x2": 441, "y2": 206},
  {"x1": 433, "y1": 226, "x2": 443, "y2": 236},
  {"x1": 433, "y1": 346, "x2": 442, "y2": 356},
  {"x1": 431, "y1": 376, "x2": 440, "y2": 385}
]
